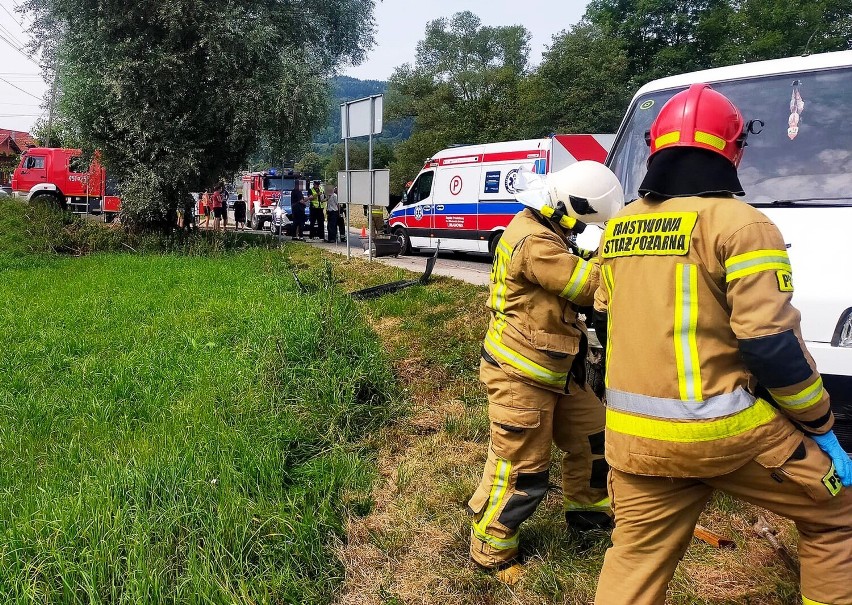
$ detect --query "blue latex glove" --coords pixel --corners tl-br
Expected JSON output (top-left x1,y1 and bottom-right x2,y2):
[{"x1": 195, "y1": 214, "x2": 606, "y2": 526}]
[{"x1": 812, "y1": 431, "x2": 852, "y2": 488}]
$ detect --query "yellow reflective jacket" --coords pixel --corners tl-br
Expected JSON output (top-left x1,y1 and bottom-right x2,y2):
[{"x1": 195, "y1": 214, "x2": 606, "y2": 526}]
[
  {"x1": 483, "y1": 208, "x2": 599, "y2": 393},
  {"x1": 310, "y1": 188, "x2": 324, "y2": 209},
  {"x1": 595, "y1": 195, "x2": 833, "y2": 477}
]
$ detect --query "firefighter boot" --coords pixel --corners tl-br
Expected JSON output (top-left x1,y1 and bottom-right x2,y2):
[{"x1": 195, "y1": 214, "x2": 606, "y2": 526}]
[{"x1": 494, "y1": 562, "x2": 525, "y2": 586}]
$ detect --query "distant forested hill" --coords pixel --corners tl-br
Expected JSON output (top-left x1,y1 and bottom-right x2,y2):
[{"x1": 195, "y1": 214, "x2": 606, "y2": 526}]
[{"x1": 313, "y1": 76, "x2": 412, "y2": 151}]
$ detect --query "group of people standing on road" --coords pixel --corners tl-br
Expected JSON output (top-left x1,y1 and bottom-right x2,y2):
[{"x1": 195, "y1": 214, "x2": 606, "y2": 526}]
[
  {"x1": 193, "y1": 182, "x2": 247, "y2": 232},
  {"x1": 289, "y1": 180, "x2": 346, "y2": 243}
]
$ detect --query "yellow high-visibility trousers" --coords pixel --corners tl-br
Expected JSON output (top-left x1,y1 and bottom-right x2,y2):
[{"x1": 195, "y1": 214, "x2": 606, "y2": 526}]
[
  {"x1": 468, "y1": 360, "x2": 610, "y2": 568},
  {"x1": 595, "y1": 436, "x2": 852, "y2": 605}
]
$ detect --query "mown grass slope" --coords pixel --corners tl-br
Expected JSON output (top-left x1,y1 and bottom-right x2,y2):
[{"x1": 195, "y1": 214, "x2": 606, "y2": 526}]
[{"x1": 0, "y1": 199, "x2": 398, "y2": 603}]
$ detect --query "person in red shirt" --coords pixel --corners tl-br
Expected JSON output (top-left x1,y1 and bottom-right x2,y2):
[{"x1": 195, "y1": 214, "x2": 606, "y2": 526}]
[{"x1": 211, "y1": 186, "x2": 224, "y2": 232}]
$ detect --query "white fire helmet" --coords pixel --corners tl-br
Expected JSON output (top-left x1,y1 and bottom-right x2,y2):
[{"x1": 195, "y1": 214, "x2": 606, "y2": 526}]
[{"x1": 515, "y1": 161, "x2": 625, "y2": 231}]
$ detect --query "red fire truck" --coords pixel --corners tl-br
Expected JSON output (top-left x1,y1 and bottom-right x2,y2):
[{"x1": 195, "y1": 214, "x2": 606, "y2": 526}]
[
  {"x1": 243, "y1": 168, "x2": 304, "y2": 231},
  {"x1": 11, "y1": 147, "x2": 121, "y2": 218}
]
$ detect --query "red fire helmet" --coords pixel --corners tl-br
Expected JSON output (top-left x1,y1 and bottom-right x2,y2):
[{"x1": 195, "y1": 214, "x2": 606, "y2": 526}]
[{"x1": 648, "y1": 83, "x2": 746, "y2": 166}]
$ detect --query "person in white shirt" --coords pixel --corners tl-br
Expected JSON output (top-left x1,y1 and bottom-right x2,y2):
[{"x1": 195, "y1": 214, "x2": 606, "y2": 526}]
[{"x1": 325, "y1": 187, "x2": 346, "y2": 243}]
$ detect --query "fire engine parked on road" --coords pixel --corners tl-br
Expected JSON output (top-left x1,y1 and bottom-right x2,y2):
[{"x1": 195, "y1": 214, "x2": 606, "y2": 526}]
[
  {"x1": 243, "y1": 168, "x2": 304, "y2": 231},
  {"x1": 388, "y1": 134, "x2": 614, "y2": 256},
  {"x1": 11, "y1": 147, "x2": 121, "y2": 218}
]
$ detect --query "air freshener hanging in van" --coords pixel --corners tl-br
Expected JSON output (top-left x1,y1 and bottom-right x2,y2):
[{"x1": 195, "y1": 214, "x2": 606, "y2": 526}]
[{"x1": 788, "y1": 80, "x2": 804, "y2": 140}]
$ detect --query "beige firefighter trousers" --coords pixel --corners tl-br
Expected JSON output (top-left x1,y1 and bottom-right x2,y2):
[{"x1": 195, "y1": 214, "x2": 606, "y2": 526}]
[
  {"x1": 468, "y1": 359, "x2": 610, "y2": 568},
  {"x1": 595, "y1": 435, "x2": 852, "y2": 605}
]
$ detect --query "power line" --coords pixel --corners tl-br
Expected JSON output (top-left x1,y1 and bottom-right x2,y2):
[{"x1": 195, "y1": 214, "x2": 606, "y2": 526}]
[
  {"x1": 0, "y1": 28, "x2": 38, "y2": 66},
  {"x1": 0, "y1": 113, "x2": 41, "y2": 117},
  {"x1": 0, "y1": 21, "x2": 25, "y2": 47},
  {"x1": 0, "y1": 1, "x2": 24, "y2": 28},
  {"x1": 0, "y1": 74, "x2": 42, "y2": 99}
]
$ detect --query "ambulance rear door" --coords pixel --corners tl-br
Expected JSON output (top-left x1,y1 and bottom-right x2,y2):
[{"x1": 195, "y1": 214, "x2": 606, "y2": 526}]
[
  {"x1": 476, "y1": 142, "x2": 548, "y2": 253},
  {"x1": 432, "y1": 152, "x2": 482, "y2": 252}
]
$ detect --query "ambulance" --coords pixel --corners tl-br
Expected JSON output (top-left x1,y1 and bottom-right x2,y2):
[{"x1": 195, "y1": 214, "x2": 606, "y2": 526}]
[
  {"x1": 605, "y1": 50, "x2": 852, "y2": 446},
  {"x1": 388, "y1": 135, "x2": 614, "y2": 256}
]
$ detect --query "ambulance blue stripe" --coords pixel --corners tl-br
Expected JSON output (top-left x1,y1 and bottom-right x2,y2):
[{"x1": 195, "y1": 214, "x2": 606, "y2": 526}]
[{"x1": 478, "y1": 202, "x2": 525, "y2": 215}]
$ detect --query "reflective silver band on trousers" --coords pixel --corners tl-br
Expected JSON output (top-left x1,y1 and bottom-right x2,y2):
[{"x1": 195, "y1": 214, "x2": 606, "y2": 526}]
[{"x1": 605, "y1": 387, "x2": 757, "y2": 420}]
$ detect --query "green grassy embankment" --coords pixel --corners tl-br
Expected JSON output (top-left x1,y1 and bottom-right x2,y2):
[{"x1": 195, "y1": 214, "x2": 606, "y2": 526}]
[{"x1": 0, "y1": 198, "x2": 398, "y2": 603}]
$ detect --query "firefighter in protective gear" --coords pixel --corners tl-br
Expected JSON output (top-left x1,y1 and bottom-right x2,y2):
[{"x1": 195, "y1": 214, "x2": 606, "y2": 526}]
[
  {"x1": 593, "y1": 83, "x2": 852, "y2": 605},
  {"x1": 468, "y1": 161, "x2": 625, "y2": 577}
]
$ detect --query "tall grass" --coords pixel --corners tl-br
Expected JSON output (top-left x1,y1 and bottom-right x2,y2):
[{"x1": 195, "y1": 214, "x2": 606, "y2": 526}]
[{"x1": 0, "y1": 231, "x2": 397, "y2": 603}]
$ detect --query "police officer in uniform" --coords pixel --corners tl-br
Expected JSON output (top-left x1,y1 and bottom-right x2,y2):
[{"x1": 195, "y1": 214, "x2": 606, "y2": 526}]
[
  {"x1": 308, "y1": 180, "x2": 325, "y2": 240},
  {"x1": 468, "y1": 162, "x2": 625, "y2": 583},
  {"x1": 593, "y1": 84, "x2": 852, "y2": 605}
]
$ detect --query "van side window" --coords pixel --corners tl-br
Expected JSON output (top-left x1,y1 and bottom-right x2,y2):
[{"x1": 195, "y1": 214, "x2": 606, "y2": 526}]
[
  {"x1": 411, "y1": 171, "x2": 434, "y2": 203},
  {"x1": 25, "y1": 156, "x2": 45, "y2": 170}
]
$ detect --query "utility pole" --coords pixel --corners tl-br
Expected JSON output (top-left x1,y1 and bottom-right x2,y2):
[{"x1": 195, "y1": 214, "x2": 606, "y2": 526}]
[{"x1": 44, "y1": 60, "x2": 59, "y2": 147}]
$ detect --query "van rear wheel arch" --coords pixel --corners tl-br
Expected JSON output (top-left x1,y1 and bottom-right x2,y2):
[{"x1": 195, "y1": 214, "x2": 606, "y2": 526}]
[{"x1": 488, "y1": 230, "x2": 504, "y2": 257}]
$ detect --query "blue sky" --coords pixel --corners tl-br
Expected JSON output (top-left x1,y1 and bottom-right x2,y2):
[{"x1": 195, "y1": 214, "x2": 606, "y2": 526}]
[{"x1": 345, "y1": 0, "x2": 590, "y2": 80}]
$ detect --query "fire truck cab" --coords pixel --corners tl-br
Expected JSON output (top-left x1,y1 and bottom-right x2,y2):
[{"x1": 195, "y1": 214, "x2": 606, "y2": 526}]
[
  {"x1": 11, "y1": 147, "x2": 121, "y2": 217},
  {"x1": 243, "y1": 168, "x2": 303, "y2": 231}
]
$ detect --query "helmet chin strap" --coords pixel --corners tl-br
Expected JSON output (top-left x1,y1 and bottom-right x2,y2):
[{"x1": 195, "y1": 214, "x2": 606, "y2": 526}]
[{"x1": 539, "y1": 202, "x2": 587, "y2": 233}]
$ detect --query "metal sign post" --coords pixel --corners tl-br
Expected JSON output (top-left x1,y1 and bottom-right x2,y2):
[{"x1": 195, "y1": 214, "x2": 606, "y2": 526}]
[
  {"x1": 340, "y1": 94, "x2": 383, "y2": 262},
  {"x1": 345, "y1": 124, "x2": 351, "y2": 259},
  {"x1": 368, "y1": 98, "x2": 374, "y2": 261}
]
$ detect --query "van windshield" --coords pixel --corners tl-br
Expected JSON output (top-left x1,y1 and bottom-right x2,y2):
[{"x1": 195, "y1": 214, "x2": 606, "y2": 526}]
[{"x1": 608, "y1": 66, "x2": 852, "y2": 206}]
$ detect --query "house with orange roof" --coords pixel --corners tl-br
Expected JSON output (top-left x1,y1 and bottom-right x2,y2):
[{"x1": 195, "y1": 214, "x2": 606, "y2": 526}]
[{"x1": 0, "y1": 128, "x2": 37, "y2": 185}]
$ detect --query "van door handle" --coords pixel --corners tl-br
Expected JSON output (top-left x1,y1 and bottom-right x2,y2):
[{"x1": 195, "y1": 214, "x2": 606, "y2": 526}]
[{"x1": 436, "y1": 205, "x2": 444, "y2": 211}]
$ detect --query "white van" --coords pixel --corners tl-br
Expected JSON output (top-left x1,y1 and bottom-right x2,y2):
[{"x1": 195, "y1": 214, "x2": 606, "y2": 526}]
[
  {"x1": 606, "y1": 50, "x2": 852, "y2": 445},
  {"x1": 388, "y1": 135, "x2": 614, "y2": 256}
]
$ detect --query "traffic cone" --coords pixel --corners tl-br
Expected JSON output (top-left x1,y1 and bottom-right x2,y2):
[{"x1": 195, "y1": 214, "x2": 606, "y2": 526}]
[{"x1": 360, "y1": 226, "x2": 367, "y2": 237}]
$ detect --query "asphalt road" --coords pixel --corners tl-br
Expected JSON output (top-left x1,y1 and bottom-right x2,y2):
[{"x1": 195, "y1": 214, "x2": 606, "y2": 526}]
[{"x1": 244, "y1": 223, "x2": 493, "y2": 286}]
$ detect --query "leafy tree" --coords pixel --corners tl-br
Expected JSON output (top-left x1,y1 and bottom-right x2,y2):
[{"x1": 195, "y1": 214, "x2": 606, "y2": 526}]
[
  {"x1": 719, "y1": 0, "x2": 852, "y2": 63},
  {"x1": 585, "y1": 0, "x2": 734, "y2": 84},
  {"x1": 323, "y1": 140, "x2": 395, "y2": 186},
  {"x1": 295, "y1": 151, "x2": 327, "y2": 180},
  {"x1": 23, "y1": 0, "x2": 376, "y2": 229},
  {"x1": 521, "y1": 22, "x2": 631, "y2": 135},
  {"x1": 585, "y1": 0, "x2": 852, "y2": 87},
  {"x1": 387, "y1": 11, "x2": 531, "y2": 192}
]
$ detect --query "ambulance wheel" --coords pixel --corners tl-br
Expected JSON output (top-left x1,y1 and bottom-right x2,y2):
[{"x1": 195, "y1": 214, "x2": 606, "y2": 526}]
[
  {"x1": 488, "y1": 231, "x2": 504, "y2": 257},
  {"x1": 393, "y1": 226, "x2": 414, "y2": 255}
]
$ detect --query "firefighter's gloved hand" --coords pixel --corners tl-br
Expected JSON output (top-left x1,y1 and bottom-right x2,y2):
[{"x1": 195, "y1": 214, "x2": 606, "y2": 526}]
[{"x1": 812, "y1": 431, "x2": 852, "y2": 487}]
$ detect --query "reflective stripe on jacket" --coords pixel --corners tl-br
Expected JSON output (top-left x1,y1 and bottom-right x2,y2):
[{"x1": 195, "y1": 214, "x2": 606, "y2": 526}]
[
  {"x1": 483, "y1": 208, "x2": 599, "y2": 393},
  {"x1": 595, "y1": 195, "x2": 831, "y2": 477}
]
